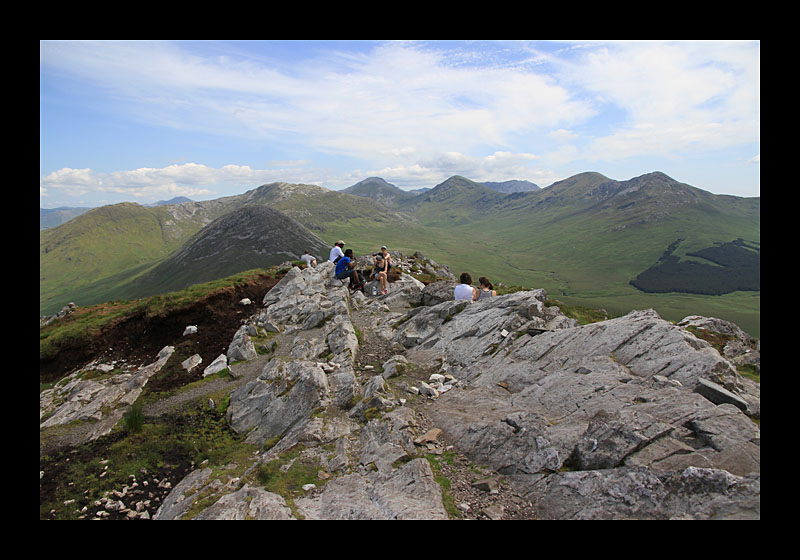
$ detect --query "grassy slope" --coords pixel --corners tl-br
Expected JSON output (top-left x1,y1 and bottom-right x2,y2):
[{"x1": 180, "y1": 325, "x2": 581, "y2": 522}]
[
  {"x1": 324, "y1": 182, "x2": 761, "y2": 336},
  {"x1": 40, "y1": 179, "x2": 760, "y2": 337},
  {"x1": 40, "y1": 204, "x2": 176, "y2": 312},
  {"x1": 39, "y1": 187, "x2": 427, "y2": 315}
]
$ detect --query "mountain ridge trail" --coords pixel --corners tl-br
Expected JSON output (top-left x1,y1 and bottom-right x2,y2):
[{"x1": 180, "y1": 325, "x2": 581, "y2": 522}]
[{"x1": 348, "y1": 302, "x2": 540, "y2": 519}]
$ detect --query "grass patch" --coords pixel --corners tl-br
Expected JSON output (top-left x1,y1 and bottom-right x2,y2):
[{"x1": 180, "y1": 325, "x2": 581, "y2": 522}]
[
  {"x1": 425, "y1": 451, "x2": 461, "y2": 519},
  {"x1": 256, "y1": 445, "x2": 328, "y2": 518},
  {"x1": 546, "y1": 298, "x2": 612, "y2": 325},
  {"x1": 39, "y1": 400, "x2": 256, "y2": 520},
  {"x1": 737, "y1": 363, "x2": 760, "y2": 383},
  {"x1": 122, "y1": 400, "x2": 144, "y2": 434}
]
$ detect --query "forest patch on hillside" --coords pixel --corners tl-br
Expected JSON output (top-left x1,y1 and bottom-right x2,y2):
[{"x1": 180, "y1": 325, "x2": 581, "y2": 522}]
[{"x1": 630, "y1": 238, "x2": 760, "y2": 296}]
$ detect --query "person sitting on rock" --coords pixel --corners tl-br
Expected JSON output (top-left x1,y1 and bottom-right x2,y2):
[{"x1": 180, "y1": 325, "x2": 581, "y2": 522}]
[
  {"x1": 454, "y1": 272, "x2": 478, "y2": 302},
  {"x1": 329, "y1": 240, "x2": 345, "y2": 263},
  {"x1": 370, "y1": 253, "x2": 389, "y2": 295},
  {"x1": 477, "y1": 276, "x2": 497, "y2": 300},
  {"x1": 300, "y1": 250, "x2": 317, "y2": 268},
  {"x1": 335, "y1": 248, "x2": 362, "y2": 290}
]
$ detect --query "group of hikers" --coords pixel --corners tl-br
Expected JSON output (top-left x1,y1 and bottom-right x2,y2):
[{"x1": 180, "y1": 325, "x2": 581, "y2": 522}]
[
  {"x1": 328, "y1": 240, "x2": 391, "y2": 295},
  {"x1": 301, "y1": 240, "x2": 497, "y2": 302},
  {"x1": 454, "y1": 272, "x2": 497, "y2": 302}
]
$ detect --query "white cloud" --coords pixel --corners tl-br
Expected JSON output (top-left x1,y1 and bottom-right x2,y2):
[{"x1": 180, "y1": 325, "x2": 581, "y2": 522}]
[
  {"x1": 41, "y1": 40, "x2": 760, "y2": 199},
  {"x1": 543, "y1": 41, "x2": 759, "y2": 160},
  {"x1": 550, "y1": 129, "x2": 577, "y2": 141},
  {"x1": 40, "y1": 163, "x2": 281, "y2": 201},
  {"x1": 380, "y1": 147, "x2": 416, "y2": 157},
  {"x1": 40, "y1": 41, "x2": 594, "y2": 164},
  {"x1": 39, "y1": 168, "x2": 96, "y2": 197}
]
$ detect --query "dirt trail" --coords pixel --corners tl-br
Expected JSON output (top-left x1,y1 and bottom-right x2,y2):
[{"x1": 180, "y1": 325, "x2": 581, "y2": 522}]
[{"x1": 141, "y1": 351, "x2": 272, "y2": 419}]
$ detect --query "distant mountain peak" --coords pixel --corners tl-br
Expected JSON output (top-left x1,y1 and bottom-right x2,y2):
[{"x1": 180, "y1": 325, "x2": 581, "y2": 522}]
[
  {"x1": 481, "y1": 179, "x2": 540, "y2": 194},
  {"x1": 145, "y1": 196, "x2": 194, "y2": 207},
  {"x1": 341, "y1": 177, "x2": 415, "y2": 207},
  {"x1": 354, "y1": 177, "x2": 395, "y2": 187},
  {"x1": 639, "y1": 171, "x2": 674, "y2": 181},
  {"x1": 132, "y1": 205, "x2": 330, "y2": 297}
]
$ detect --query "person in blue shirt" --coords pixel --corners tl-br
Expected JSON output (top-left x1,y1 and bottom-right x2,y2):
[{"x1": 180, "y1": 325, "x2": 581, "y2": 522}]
[{"x1": 335, "y1": 248, "x2": 361, "y2": 288}]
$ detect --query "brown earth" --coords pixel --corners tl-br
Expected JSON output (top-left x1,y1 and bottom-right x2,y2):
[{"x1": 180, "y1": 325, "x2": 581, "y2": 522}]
[{"x1": 40, "y1": 273, "x2": 282, "y2": 386}]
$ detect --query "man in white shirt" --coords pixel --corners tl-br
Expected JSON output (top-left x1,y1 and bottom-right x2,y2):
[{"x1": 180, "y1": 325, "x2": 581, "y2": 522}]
[{"x1": 329, "y1": 240, "x2": 345, "y2": 263}]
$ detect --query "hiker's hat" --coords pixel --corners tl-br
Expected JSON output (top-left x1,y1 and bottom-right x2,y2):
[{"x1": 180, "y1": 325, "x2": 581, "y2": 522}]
[
  {"x1": 381, "y1": 245, "x2": 387, "y2": 250},
  {"x1": 337, "y1": 240, "x2": 345, "y2": 246}
]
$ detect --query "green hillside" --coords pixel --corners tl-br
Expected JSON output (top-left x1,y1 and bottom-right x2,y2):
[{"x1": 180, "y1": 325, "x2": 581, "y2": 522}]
[
  {"x1": 335, "y1": 172, "x2": 760, "y2": 336},
  {"x1": 40, "y1": 203, "x2": 184, "y2": 313},
  {"x1": 39, "y1": 173, "x2": 760, "y2": 337},
  {"x1": 119, "y1": 206, "x2": 333, "y2": 299},
  {"x1": 39, "y1": 184, "x2": 425, "y2": 315}
]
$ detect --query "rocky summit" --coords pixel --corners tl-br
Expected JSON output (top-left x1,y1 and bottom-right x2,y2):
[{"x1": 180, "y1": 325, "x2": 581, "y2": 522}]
[{"x1": 40, "y1": 253, "x2": 760, "y2": 520}]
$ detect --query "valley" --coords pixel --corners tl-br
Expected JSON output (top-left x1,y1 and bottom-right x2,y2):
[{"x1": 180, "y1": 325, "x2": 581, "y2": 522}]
[{"x1": 40, "y1": 171, "x2": 760, "y2": 337}]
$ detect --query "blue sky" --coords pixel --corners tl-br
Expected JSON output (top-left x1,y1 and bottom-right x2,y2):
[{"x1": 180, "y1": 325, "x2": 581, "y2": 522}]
[{"x1": 40, "y1": 40, "x2": 760, "y2": 208}]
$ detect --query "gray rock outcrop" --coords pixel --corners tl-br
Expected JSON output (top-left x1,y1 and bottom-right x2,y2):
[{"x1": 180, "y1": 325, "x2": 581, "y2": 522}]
[
  {"x1": 40, "y1": 346, "x2": 175, "y2": 439},
  {"x1": 407, "y1": 305, "x2": 760, "y2": 518},
  {"x1": 151, "y1": 257, "x2": 759, "y2": 520},
  {"x1": 226, "y1": 358, "x2": 331, "y2": 447}
]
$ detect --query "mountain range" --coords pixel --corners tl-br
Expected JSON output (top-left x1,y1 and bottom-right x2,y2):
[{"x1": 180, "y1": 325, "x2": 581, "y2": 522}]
[{"x1": 39, "y1": 171, "x2": 760, "y2": 336}]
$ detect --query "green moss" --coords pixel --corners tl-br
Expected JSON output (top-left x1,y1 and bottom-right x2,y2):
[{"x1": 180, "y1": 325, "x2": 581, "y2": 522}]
[
  {"x1": 425, "y1": 451, "x2": 461, "y2": 519},
  {"x1": 255, "y1": 445, "x2": 329, "y2": 517},
  {"x1": 40, "y1": 400, "x2": 257, "y2": 520}
]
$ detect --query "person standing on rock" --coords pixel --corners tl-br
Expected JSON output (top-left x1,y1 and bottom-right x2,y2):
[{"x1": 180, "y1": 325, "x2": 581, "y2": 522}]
[
  {"x1": 335, "y1": 248, "x2": 362, "y2": 290},
  {"x1": 379, "y1": 245, "x2": 393, "y2": 273},
  {"x1": 454, "y1": 272, "x2": 478, "y2": 302},
  {"x1": 329, "y1": 240, "x2": 345, "y2": 263}
]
